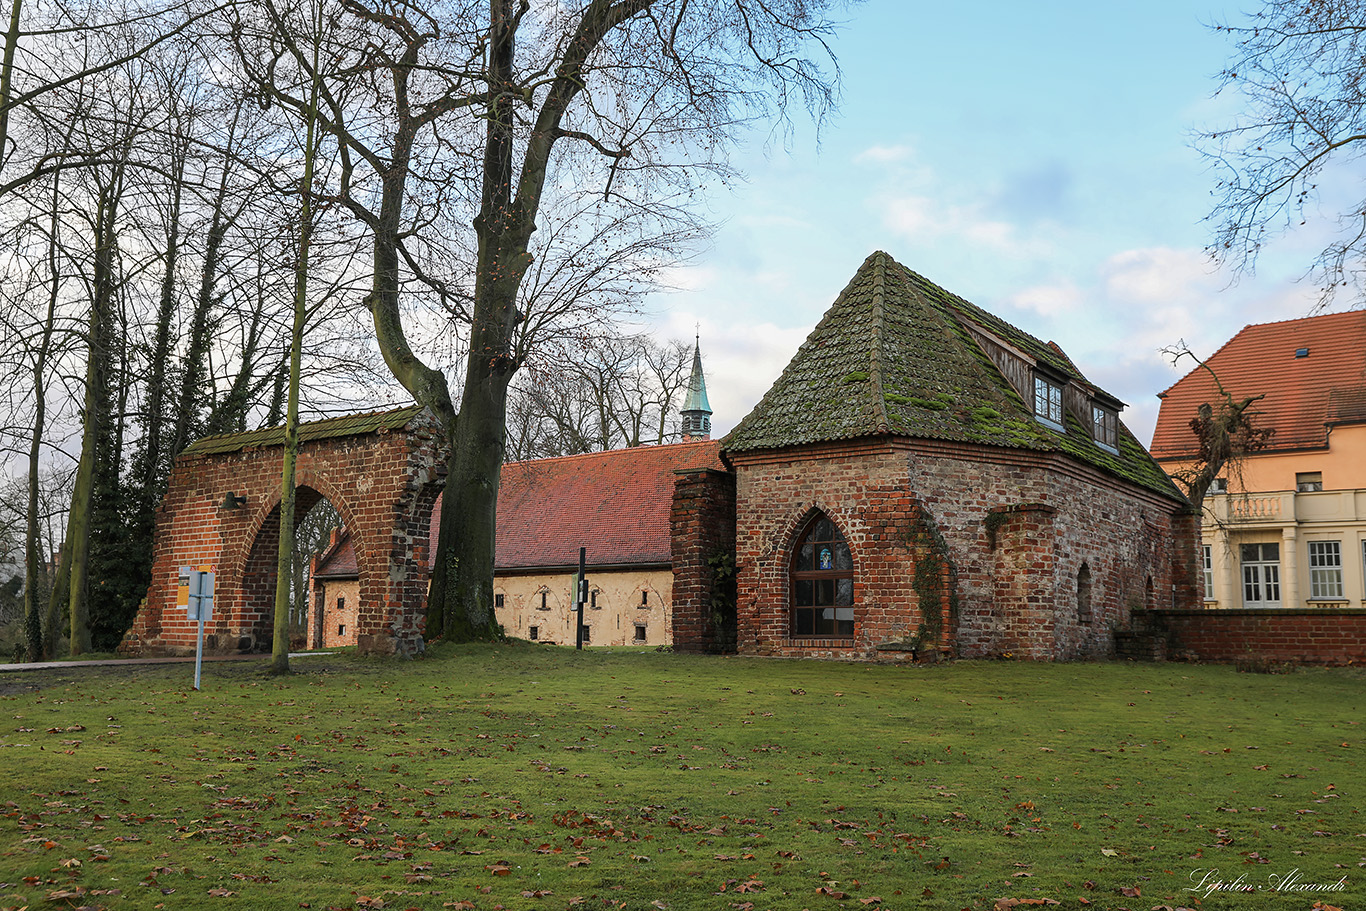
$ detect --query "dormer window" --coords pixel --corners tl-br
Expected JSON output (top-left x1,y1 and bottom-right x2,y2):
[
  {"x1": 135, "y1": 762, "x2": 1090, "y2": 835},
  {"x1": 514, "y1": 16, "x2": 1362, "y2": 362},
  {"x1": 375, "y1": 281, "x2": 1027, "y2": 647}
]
[
  {"x1": 1033, "y1": 374, "x2": 1064, "y2": 428},
  {"x1": 1091, "y1": 404, "x2": 1118, "y2": 452}
]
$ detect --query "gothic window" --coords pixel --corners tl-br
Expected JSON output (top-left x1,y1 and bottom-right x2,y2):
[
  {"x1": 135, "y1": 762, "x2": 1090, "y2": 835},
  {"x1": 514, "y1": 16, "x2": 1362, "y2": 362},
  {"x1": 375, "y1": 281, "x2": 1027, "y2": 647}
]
[
  {"x1": 791, "y1": 514, "x2": 855, "y2": 638},
  {"x1": 1077, "y1": 563, "x2": 1092, "y2": 624}
]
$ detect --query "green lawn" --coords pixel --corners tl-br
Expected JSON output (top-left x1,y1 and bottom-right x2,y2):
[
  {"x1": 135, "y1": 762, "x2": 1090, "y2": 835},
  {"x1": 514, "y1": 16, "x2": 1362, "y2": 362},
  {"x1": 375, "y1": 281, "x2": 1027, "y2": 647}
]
[{"x1": 1, "y1": 643, "x2": 1361, "y2": 910}]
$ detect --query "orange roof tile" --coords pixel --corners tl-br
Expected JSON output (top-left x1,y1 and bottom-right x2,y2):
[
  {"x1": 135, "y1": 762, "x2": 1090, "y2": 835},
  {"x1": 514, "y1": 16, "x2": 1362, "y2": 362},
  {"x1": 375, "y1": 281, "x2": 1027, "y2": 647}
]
[
  {"x1": 1151, "y1": 311, "x2": 1366, "y2": 459},
  {"x1": 316, "y1": 442, "x2": 724, "y2": 578},
  {"x1": 494, "y1": 441, "x2": 724, "y2": 570},
  {"x1": 426, "y1": 441, "x2": 725, "y2": 572},
  {"x1": 314, "y1": 533, "x2": 358, "y2": 579}
]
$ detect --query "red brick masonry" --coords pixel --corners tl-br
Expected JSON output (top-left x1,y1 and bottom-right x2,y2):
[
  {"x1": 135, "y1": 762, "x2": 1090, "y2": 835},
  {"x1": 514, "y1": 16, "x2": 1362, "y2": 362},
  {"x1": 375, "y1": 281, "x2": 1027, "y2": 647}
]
[{"x1": 1152, "y1": 608, "x2": 1366, "y2": 665}]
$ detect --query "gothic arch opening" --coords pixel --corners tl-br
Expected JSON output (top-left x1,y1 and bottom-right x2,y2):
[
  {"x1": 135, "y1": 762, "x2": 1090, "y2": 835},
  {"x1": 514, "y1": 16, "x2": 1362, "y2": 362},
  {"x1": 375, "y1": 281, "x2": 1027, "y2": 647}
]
[
  {"x1": 1077, "y1": 562, "x2": 1093, "y2": 624},
  {"x1": 790, "y1": 511, "x2": 855, "y2": 638},
  {"x1": 238, "y1": 487, "x2": 346, "y2": 653}
]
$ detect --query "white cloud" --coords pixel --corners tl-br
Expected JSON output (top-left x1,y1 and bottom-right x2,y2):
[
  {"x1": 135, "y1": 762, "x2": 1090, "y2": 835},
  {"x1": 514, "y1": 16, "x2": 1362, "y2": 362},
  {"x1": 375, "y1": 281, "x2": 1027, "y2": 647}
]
[
  {"x1": 854, "y1": 143, "x2": 916, "y2": 164},
  {"x1": 877, "y1": 193, "x2": 1054, "y2": 262},
  {"x1": 1006, "y1": 281, "x2": 1083, "y2": 318},
  {"x1": 649, "y1": 309, "x2": 809, "y2": 436}
]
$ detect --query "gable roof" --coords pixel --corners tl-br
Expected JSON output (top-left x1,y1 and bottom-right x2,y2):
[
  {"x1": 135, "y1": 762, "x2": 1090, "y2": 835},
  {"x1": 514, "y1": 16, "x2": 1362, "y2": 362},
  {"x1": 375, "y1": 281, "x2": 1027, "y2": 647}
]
[
  {"x1": 721, "y1": 251, "x2": 1181, "y2": 500},
  {"x1": 1151, "y1": 310, "x2": 1366, "y2": 459},
  {"x1": 322, "y1": 441, "x2": 725, "y2": 578},
  {"x1": 181, "y1": 405, "x2": 427, "y2": 457},
  {"x1": 493, "y1": 440, "x2": 724, "y2": 570},
  {"x1": 313, "y1": 532, "x2": 357, "y2": 580}
]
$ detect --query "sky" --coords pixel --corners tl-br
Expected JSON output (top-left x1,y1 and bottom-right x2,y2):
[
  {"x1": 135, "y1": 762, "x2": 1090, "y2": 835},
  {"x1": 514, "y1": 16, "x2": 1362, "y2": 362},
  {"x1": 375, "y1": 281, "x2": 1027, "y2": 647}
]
[{"x1": 636, "y1": 0, "x2": 1347, "y2": 446}]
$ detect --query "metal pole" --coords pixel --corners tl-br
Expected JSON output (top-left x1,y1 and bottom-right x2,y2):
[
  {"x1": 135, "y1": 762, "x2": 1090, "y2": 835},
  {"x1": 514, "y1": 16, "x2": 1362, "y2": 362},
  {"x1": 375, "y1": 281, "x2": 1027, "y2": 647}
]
[
  {"x1": 194, "y1": 615, "x2": 205, "y2": 691},
  {"x1": 575, "y1": 547, "x2": 586, "y2": 650}
]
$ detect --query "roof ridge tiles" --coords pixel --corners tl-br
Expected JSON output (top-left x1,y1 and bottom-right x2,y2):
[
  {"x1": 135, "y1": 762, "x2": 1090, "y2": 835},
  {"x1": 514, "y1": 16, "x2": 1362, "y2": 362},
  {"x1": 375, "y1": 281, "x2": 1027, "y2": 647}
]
[
  {"x1": 504, "y1": 438, "x2": 718, "y2": 469},
  {"x1": 868, "y1": 250, "x2": 891, "y2": 434}
]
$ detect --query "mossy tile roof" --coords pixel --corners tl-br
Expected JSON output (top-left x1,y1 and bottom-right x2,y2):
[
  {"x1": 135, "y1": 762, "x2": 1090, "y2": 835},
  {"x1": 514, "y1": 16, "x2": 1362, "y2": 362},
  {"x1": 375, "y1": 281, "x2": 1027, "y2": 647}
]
[
  {"x1": 722, "y1": 251, "x2": 1182, "y2": 501},
  {"x1": 180, "y1": 405, "x2": 427, "y2": 457}
]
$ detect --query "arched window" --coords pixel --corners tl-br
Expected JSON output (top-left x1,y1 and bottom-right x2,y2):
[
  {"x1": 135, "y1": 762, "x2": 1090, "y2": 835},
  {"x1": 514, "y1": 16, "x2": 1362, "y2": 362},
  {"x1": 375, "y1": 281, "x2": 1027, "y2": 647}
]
[
  {"x1": 1077, "y1": 563, "x2": 1092, "y2": 624},
  {"x1": 791, "y1": 514, "x2": 855, "y2": 637}
]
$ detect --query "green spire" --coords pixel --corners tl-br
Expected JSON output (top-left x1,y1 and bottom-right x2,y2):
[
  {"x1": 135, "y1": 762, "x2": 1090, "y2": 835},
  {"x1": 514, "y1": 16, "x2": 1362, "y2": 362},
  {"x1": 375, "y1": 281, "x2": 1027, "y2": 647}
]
[{"x1": 681, "y1": 336, "x2": 712, "y2": 439}]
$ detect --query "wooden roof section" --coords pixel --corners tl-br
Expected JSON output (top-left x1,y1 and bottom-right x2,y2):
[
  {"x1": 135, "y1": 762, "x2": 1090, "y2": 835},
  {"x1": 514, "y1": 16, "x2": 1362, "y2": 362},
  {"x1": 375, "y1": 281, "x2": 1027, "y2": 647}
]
[{"x1": 1152, "y1": 311, "x2": 1366, "y2": 459}]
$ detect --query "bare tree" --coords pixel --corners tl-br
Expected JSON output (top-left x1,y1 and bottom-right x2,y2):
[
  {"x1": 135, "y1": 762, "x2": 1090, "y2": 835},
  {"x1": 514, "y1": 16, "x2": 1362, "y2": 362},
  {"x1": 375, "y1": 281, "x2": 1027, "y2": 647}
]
[
  {"x1": 237, "y1": 0, "x2": 850, "y2": 645},
  {"x1": 1204, "y1": 0, "x2": 1366, "y2": 303},
  {"x1": 507, "y1": 332, "x2": 691, "y2": 459},
  {"x1": 1161, "y1": 342, "x2": 1277, "y2": 518}
]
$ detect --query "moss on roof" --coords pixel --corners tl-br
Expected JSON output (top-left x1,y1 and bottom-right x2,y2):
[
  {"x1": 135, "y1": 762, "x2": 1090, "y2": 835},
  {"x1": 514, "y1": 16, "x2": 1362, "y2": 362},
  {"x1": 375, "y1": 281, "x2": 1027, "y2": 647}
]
[
  {"x1": 180, "y1": 405, "x2": 427, "y2": 457},
  {"x1": 722, "y1": 251, "x2": 1183, "y2": 502}
]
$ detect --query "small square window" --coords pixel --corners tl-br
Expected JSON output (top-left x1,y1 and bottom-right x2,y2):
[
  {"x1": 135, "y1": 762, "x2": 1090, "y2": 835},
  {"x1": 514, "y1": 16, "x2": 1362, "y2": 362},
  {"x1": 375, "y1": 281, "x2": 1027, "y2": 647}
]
[
  {"x1": 528, "y1": 625, "x2": 539, "y2": 641},
  {"x1": 1296, "y1": 472, "x2": 1323, "y2": 493},
  {"x1": 634, "y1": 624, "x2": 647, "y2": 642},
  {"x1": 1033, "y1": 375, "x2": 1064, "y2": 426},
  {"x1": 581, "y1": 625, "x2": 590, "y2": 644},
  {"x1": 337, "y1": 596, "x2": 345, "y2": 611},
  {"x1": 338, "y1": 623, "x2": 345, "y2": 636}
]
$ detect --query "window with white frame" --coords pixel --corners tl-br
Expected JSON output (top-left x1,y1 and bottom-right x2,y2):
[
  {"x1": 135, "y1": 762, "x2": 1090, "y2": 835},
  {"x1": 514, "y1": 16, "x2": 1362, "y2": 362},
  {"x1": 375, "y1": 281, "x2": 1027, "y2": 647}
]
[
  {"x1": 1202, "y1": 544, "x2": 1214, "y2": 600},
  {"x1": 1240, "y1": 542, "x2": 1281, "y2": 606},
  {"x1": 1296, "y1": 471, "x2": 1323, "y2": 493},
  {"x1": 1308, "y1": 541, "x2": 1344, "y2": 599},
  {"x1": 1091, "y1": 404, "x2": 1118, "y2": 451},
  {"x1": 1033, "y1": 375, "x2": 1063, "y2": 426}
]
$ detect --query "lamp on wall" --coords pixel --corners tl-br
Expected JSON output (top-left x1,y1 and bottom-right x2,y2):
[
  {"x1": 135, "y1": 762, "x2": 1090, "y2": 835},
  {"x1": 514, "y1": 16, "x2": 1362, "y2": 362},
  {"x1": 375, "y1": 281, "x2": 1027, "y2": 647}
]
[{"x1": 219, "y1": 492, "x2": 247, "y2": 511}]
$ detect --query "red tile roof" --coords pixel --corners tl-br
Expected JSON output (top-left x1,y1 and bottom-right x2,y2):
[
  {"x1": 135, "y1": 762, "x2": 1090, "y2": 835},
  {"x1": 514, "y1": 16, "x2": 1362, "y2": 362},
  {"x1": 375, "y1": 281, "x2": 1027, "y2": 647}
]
[
  {"x1": 314, "y1": 532, "x2": 358, "y2": 579},
  {"x1": 1151, "y1": 311, "x2": 1366, "y2": 459},
  {"x1": 313, "y1": 441, "x2": 724, "y2": 579},
  {"x1": 425, "y1": 441, "x2": 725, "y2": 572},
  {"x1": 492, "y1": 440, "x2": 724, "y2": 569}
]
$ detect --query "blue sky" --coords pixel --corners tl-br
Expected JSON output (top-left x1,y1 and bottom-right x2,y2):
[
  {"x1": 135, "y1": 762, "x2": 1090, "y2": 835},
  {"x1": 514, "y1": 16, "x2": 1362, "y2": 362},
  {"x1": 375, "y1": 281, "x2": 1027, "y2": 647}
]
[{"x1": 642, "y1": 0, "x2": 1341, "y2": 445}]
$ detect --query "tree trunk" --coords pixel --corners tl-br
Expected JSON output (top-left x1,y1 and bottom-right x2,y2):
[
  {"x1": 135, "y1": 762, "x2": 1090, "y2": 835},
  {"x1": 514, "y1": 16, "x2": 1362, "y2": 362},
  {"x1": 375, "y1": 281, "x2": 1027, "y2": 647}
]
[
  {"x1": 171, "y1": 110, "x2": 238, "y2": 456},
  {"x1": 271, "y1": 15, "x2": 323, "y2": 675},
  {"x1": 65, "y1": 183, "x2": 119, "y2": 656}
]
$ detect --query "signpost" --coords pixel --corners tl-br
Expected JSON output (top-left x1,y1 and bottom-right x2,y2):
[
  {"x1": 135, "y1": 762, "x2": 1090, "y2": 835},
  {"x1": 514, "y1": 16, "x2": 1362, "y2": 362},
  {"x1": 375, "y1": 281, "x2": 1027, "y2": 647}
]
[
  {"x1": 178, "y1": 566, "x2": 215, "y2": 690},
  {"x1": 574, "y1": 547, "x2": 587, "y2": 650}
]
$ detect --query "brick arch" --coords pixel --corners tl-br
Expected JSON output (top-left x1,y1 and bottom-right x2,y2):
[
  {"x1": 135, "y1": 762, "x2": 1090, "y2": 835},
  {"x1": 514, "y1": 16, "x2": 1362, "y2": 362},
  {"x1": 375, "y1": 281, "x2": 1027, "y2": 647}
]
[
  {"x1": 775, "y1": 503, "x2": 860, "y2": 568},
  {"x1": 120, "y1": 406, "x2": 449, "y2": 658}
]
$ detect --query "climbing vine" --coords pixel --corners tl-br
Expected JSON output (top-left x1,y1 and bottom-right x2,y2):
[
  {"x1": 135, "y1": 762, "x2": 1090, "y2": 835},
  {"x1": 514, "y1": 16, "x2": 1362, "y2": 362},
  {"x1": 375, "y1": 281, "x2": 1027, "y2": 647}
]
[
  {"x1": 706, "y1": 549, "x2": 738, "y2": 653},
  {"x1": 900, "y1": 506, "x2": 959, "y2": 659}
]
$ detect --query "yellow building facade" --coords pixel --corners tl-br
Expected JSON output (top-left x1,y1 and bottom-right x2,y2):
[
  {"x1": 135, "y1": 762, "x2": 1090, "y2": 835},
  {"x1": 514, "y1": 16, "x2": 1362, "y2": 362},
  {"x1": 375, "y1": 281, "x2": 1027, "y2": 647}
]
[{"x1": 1153, "y1": 313, "x2": 1366, "y2": 610}]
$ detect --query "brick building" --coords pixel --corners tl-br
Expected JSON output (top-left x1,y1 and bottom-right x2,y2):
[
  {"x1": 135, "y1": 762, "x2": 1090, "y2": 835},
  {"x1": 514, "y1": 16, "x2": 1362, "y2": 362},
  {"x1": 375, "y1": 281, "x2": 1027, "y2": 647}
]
[
  {"x1": 719, "y1": 251, "x2": 1198, "y2": 660},
  {"x1": 125, "y1": 253, "x2": 1202, "y2": 662}
]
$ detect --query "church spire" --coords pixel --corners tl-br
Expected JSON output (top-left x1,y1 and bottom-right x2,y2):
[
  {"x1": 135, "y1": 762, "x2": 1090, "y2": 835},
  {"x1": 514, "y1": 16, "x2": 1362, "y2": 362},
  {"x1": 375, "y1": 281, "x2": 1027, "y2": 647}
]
[{"x1": 680, "y1": 335, "x2": 712, "y2": 441}]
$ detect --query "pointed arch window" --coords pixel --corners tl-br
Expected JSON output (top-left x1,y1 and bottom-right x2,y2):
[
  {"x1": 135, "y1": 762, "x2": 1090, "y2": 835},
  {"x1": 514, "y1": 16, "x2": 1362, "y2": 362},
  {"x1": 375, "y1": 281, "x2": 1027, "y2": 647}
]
[
  {"x1": 791, "y1": 514, "x2": 855, "y2": 638},
  {"x1": 1077, "y1": 563, "x2": 1092, "y2": 624}
]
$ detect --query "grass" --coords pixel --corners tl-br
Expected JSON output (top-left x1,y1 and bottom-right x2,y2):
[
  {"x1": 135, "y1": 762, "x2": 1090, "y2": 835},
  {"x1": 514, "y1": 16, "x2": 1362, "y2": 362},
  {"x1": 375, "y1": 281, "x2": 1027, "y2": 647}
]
[{"x1": 0, "y1": 643, "x2": 1362, "y2": 911}]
